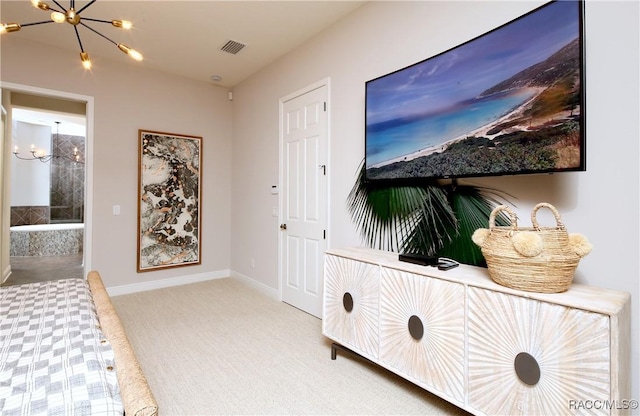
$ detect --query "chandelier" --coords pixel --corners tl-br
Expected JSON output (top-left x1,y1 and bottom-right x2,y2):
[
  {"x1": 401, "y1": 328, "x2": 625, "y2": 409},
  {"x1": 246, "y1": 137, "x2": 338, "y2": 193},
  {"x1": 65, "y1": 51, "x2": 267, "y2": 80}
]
[
  {"x1": 0, "y1": 0, "x2": 143, "y2": 70},
  {"x1": 13, "y1": 121, "x2": 83, "y2": 164}
]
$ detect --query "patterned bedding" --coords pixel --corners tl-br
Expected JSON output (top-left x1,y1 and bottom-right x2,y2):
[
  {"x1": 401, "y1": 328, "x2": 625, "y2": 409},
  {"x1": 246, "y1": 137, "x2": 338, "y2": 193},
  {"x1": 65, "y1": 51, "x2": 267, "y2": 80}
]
[{"x1": 0, "y1": 278, "x2": 123, "y2": 416}]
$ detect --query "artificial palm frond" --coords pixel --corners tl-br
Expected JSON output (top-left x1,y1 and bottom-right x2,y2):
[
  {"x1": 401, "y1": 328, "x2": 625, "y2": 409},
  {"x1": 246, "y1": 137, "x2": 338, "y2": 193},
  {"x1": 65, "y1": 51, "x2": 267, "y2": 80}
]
[
  {"x1": 438, "y1": 185, "x2": 511, "y2": 265},
  {"x1": 347, "y1": 163, "x2": 430, "y2": 250},
  {"x1": 347, "y1": 162, "x2": 455, "y2": 254},
  {"x1": 400, "y1": 185, "x2": 456, "y2": 255},
  {"x1": 346, "y1": 160, "x2": 512, "y2": 266}
]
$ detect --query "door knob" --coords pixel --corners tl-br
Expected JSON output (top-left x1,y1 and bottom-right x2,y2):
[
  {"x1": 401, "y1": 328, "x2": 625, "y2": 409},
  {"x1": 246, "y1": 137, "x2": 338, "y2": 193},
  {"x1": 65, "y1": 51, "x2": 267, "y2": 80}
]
[{"x1": 280, "y1": 223, "x2": 287, "y2": 230}]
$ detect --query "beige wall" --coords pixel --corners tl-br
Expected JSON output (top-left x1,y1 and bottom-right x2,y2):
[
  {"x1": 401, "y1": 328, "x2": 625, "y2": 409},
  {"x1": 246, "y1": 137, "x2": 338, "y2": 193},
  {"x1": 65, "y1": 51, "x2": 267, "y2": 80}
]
[
  {"x1": 1, "y1": 38, "x2": 233, "y2": 288},
  {"x1": 230, "y1": 0, "x2": 639, "y2": 398}
]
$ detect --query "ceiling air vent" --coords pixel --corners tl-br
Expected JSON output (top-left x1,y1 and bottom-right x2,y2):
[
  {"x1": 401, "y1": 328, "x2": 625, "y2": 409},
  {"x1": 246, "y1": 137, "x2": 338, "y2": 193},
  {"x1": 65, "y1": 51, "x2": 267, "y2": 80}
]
[{"x1": 220, "y1": 40, "x2": 246, "y2": 55}]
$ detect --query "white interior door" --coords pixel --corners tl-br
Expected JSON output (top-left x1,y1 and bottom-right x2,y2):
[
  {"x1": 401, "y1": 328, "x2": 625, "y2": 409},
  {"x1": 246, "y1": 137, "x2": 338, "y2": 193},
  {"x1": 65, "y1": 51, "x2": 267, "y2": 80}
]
[{"x1": 280, "y1": 83, "x2": 328, "y2": 318}]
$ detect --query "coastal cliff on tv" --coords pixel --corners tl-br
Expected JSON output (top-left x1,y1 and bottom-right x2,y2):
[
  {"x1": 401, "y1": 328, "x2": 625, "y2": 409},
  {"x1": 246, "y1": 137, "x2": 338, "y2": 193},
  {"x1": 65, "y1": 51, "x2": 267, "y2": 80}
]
[{"x1": 365, "y1": 0, "x2": 585, "y2": 182}]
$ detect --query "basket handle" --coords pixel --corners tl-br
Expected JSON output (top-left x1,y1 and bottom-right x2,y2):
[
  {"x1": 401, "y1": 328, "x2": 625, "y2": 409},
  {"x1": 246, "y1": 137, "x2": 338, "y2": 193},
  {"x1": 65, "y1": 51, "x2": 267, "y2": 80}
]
[
  {"x1": 489, "y1": 205, "x2": 517, "y2": 231},
  {"x1": 531, "y1": 202, "x2": 565, "y2": 230}
]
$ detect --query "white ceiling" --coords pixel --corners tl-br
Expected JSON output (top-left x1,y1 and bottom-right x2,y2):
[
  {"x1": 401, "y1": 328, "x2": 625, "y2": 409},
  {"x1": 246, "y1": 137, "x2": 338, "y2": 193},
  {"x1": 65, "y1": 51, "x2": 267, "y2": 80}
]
[
  {"x1": 1, "y1": 0, "x2": 366, "y2": 88},
  {"x1": 12, "y1": 107, "x2": 86, "y2": 136}
]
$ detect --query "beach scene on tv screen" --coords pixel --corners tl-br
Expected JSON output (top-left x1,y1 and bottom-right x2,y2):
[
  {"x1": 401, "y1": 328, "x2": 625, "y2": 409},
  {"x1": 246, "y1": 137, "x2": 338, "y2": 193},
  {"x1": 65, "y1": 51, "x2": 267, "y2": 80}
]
[{"x1": 365, "y1": 1, "x2": 582, "y2": 180}]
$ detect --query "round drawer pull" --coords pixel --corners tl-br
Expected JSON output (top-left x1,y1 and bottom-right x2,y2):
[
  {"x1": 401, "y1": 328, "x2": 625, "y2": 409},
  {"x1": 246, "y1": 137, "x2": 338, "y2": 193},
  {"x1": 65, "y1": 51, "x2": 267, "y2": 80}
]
[
  {"x1": 408, "y1": 315, "x2": 424, "y2": 340},
  {"x1": 514, "y1": 352, "x2": 541, "y2": 385},
  {"x1": 343, "y1": 292, "x2": 354, "y2": 312}
]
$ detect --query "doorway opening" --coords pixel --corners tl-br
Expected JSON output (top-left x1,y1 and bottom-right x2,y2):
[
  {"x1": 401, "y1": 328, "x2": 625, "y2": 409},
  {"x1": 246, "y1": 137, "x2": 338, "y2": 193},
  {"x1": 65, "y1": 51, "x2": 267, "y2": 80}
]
[{"x1": 1, "y1": 84, "x2": 94, "y2": 287}]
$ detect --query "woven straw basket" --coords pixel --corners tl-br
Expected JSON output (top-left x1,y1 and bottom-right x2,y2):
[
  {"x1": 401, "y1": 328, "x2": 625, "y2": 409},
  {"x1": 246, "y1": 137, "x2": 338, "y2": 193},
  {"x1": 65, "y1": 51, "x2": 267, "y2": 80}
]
[{"x1": 478, "y1": 203, "x2": 581, "y2": 293}]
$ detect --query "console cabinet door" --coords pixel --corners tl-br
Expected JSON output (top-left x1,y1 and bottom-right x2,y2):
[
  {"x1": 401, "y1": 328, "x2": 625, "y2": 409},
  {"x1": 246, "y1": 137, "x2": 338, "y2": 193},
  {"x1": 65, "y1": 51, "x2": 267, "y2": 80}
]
[
  {"x1": 323, "y1": 254, "x2": 380, "y2": 359},
  {"x1": 379, "y1": 269, "x2": 465, "y2": 404},
  {"x1": 467, "y1": 287, "x2": 611, "y2": 416}
]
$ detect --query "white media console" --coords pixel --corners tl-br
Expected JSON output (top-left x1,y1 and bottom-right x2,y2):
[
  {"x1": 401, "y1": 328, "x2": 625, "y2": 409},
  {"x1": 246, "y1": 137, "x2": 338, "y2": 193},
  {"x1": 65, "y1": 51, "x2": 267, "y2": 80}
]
[{"x1": 322, "y1": 247, "x2": 631, "y2": 415}]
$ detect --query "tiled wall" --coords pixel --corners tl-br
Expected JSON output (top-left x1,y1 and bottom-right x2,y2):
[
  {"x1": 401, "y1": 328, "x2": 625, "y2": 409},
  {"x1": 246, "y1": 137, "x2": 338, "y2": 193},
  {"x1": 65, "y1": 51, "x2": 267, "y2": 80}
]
[
  {"x1": 10, "y1": 133, "x2": 85, "y2": 226},
  {"x1": 10, "y1": 206, "x2": 50, "y2": 227},
  {"x1": 50, "y1": 133, "x2": 85, "y2": 223}
]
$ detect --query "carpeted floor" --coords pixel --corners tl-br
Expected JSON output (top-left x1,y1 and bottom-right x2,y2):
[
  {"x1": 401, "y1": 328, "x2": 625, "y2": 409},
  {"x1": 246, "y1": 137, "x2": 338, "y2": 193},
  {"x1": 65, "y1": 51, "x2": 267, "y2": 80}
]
[
  {"x1": 111, "y1": 277, "x2": 471, "y2": 416},
  {"x1": 3, "y1": 254, "x2": 84, "y2": 286}
]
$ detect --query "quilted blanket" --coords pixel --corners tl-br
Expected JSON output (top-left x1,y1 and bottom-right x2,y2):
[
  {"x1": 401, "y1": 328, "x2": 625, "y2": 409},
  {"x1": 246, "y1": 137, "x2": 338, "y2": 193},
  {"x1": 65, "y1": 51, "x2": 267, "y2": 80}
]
[{"x1": 0, "y1": 278, "x2": 123, "y2": 416}]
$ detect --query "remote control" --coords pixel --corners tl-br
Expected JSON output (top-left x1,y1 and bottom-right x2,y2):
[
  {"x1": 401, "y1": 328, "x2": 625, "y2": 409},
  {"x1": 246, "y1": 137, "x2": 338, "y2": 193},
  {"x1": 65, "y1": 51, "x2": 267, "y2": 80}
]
[
  {"x1": 398, "y1": 253, "x2": 439, "y2": 266},
  {"x1": 437, "y1": 258, "x2": 459, "y2": 271}
]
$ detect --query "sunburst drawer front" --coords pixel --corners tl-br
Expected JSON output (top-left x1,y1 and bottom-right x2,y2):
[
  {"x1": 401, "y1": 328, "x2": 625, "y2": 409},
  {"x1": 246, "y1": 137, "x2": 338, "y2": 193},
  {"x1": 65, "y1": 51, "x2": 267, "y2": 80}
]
[
  {"x1": 467, "y1": 287, "x2": 611, "y2": 416},
  {"x1": 379, "y1": 268, "x2": 466, "y2": 404},
  {"x1": 323, "y1": 254, "x2": 380, "y2": 359}
]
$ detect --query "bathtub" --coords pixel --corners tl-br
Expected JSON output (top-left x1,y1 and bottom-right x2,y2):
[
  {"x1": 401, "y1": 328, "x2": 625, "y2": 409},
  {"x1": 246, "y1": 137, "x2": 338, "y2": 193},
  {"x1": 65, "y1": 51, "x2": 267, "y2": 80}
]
[{"x1": 10, "y1": 223, "x2": 84, "y2": 256}]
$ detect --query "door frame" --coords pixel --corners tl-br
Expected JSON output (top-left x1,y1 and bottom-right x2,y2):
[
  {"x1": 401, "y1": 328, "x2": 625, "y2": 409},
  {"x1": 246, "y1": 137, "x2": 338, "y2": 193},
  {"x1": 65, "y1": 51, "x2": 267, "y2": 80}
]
[
  {"x1": 0, "y1": 81, "x2": 95, "y2": 274},
  {"x1": 277, "y1": 78, "x2": 331, "y2": 302},
  {"x1": 1, "y1": 105, "x2": 7, "y2": 282}
]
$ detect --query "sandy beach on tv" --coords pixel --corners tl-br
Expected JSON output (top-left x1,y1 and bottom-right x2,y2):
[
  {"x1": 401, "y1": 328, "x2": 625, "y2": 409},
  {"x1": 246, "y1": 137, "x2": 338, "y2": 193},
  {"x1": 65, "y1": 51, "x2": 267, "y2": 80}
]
[{"x1": 369, "y1": 87, "x2": 552, "y2": 169}]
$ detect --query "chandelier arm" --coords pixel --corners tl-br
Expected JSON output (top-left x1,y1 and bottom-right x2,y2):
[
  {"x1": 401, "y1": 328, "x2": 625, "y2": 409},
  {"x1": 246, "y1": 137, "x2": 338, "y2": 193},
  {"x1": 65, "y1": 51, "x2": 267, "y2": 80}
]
[
  {"x1": 73, "y1": 25, "x2": 86, "y2": 52},
  {"x1": 12, "y1": 152, "x2": 51, "y2": 163},
  {"x1": 50, "y1": 0, "x2": 66, "y2": 12},
  {"x1": 20, "y1": 20, "x2": 55, "y2": 28},
  {"x1": 12, "y1": 153, "x2": 36, "y2": 161},
  {"x1": 79, "y1": 22, "x2": 117, "y2": 46},
  {"x1": 81, "y1": 18, "x2": 113, "y2": 25},
  {"x1": 32, "y1": 4, "x2": 66, "y2": 14},
  {"x1": 76, "y1": 0, "x2": 97, "y2": 15},
  {"x1": 13, "y1": 121, "x2": 83, "y2": 164}
]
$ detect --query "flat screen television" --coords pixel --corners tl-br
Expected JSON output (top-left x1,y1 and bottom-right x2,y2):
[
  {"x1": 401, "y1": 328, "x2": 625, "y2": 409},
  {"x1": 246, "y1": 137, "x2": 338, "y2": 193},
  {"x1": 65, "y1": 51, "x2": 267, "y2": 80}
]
[{"x1": 365, "y1": 0, "x2": 585, "y2": 183}]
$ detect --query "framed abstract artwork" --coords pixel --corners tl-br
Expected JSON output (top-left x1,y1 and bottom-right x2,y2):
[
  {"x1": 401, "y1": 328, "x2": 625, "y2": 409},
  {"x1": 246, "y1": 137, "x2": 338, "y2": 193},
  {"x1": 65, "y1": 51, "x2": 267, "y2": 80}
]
[{"x1": 137, "y1": 130, "x2": 202, "y2": 272}]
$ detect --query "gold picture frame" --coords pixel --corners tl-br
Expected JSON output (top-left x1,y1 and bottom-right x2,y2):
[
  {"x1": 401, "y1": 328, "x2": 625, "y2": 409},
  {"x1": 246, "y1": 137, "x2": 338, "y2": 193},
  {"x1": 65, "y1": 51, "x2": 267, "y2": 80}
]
[{"x1": 137, "y1": 130, "x2": 202, "y2": 272}]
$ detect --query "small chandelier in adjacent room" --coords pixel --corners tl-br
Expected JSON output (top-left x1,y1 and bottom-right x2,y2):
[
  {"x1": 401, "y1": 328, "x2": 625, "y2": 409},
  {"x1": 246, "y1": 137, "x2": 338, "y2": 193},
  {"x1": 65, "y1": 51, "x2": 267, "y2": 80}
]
[
  {"x1": 13, "y1": 121, "x2": 83, "y2": 164},
  {"x1": 0, "y1": 0, "x2": 143, "y2": 70}
]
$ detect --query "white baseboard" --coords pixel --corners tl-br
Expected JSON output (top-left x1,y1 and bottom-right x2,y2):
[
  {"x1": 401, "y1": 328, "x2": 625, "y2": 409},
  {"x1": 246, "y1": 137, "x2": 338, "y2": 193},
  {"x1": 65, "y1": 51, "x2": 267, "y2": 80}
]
[
  {"x1": 105, "y1": 269, "x2": 279, "y2": 300},
  {"x1": 107, "y1": 269, "x2": 231, "y2": 296},
  {"x1": 230, "y1": 271, "x2": 279, "y2": 300}
]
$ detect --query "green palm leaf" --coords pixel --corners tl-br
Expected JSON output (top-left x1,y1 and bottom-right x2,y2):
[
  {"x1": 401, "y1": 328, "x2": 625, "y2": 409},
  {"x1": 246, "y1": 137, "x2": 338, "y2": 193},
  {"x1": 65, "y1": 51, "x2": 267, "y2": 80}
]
[
  {"x1": 347, "y1": 162, "x2": 456, "y2": 254},
  {"x1": 346, "y1": 161, "x2": 511, "y2": 265},
  {"x1": 400, "y1": 185, "x2": 456, "y2": 255},
  {"x1": 438, "y1": 185, "x2": 511, "y2": 266}
]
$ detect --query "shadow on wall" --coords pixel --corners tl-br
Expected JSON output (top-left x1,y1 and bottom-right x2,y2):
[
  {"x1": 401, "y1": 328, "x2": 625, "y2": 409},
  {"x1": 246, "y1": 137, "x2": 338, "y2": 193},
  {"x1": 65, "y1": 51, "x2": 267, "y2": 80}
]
[{"x1": 481, "y1": 173, "x2": 580, "y2": 213}]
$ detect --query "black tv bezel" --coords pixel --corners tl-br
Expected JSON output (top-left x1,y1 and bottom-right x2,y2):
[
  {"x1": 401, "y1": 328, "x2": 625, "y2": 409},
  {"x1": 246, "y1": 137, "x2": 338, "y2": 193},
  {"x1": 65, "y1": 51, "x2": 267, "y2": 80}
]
[{"x1": 364, "y1": 0, "x2": 586, "y2": 185}]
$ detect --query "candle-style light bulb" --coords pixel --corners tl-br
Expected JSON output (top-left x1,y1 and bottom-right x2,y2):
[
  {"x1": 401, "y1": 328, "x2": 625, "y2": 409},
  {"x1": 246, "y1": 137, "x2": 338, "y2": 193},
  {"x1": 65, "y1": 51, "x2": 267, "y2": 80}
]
[{"x1": 51, "y1": 11, "x2": 66, "y2": 23}]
